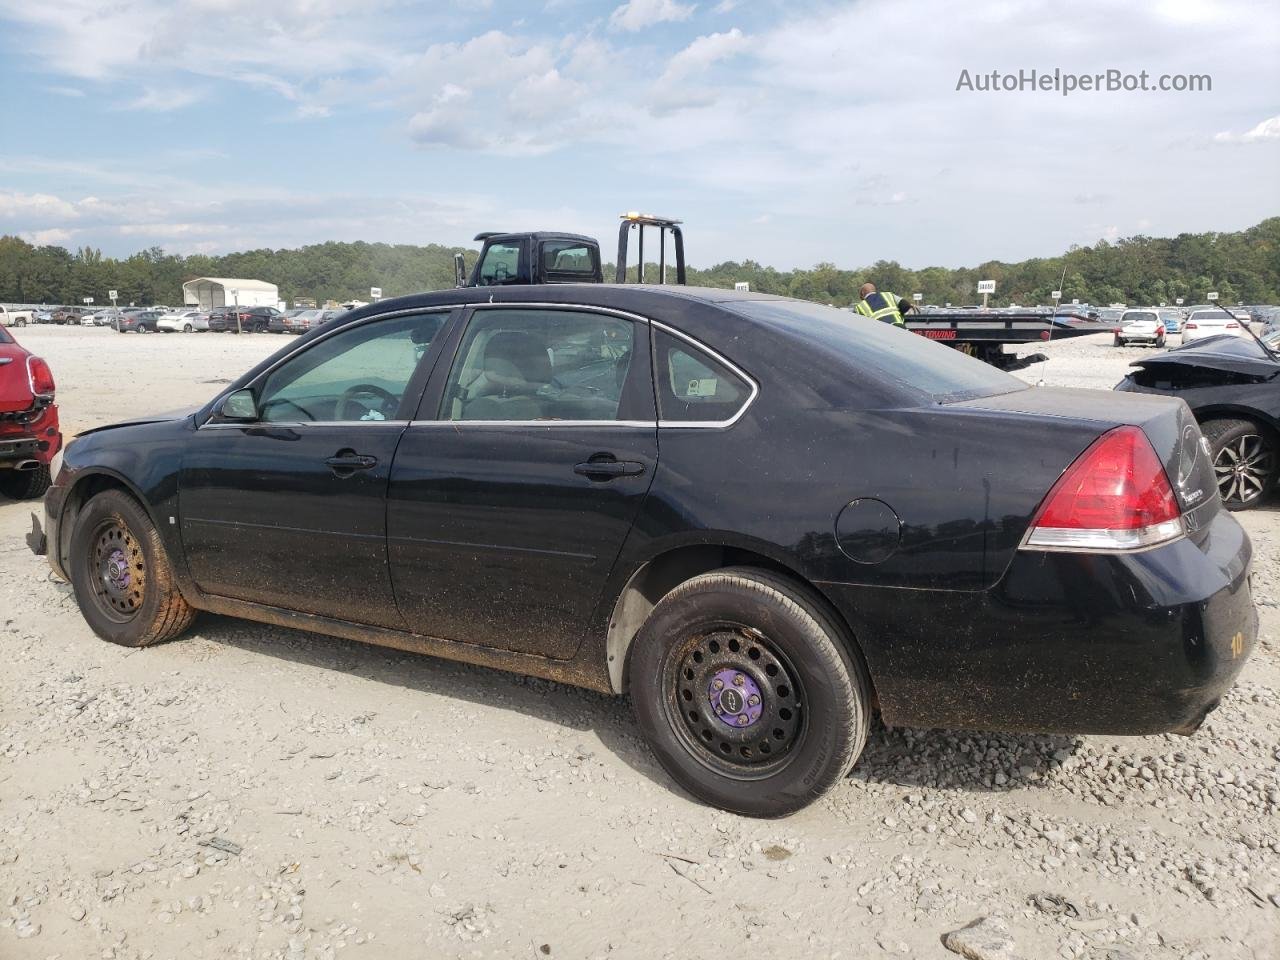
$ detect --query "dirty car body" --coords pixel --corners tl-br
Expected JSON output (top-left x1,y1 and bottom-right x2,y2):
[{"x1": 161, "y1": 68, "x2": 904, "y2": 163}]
[{"x1": 39, "y1": 286, "x2": 1256, "y2": 814}]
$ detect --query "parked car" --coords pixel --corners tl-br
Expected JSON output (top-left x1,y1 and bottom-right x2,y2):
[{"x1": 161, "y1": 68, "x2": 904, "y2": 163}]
[
  {"x1": 80, "y1": 312, "x2": 99, "y2": 327},
  {"x1": 1113, "y1": 309, "x2": 1166, "y2": 347},
  {"x1": 1158, "y1": 309, "x2": 1182, "y2": 334},
  {"x1": 51, "y1": 307, "x2": 86, "y2": 325},
  {"x1": 208, "y1": 306, "x2": 278, "y2": 333},
  {"x1": 269, "y1": 308, "x2": 308, "y2": 334},
  {"x1": 94, "y1": 310, "x2": 123, "y2": 327},
  {"x1": 157, "y1": 310, "x2": 208, "y2": 333},
  {"x1": 1182, "y1": 308, "x2": 1243, "y2": 344},
  {"x1": 0, "y1": 325, "x2": 61, "y2": 499},
  {"x1": 1117, "y1": 327, "x2": 1279, "y2": 510},
  {"x1": 115, "y1": 310, "x2": 162, "y2": 333},
  {"x1": 281, "y1": 309, "x2": 327, "y2": 334},
  {"x1": 0, "y1": 305, "x2": 36, "y2": 327},
  {"x1": 37, "y1": 286, "x2": 1256, "y2": 817}
]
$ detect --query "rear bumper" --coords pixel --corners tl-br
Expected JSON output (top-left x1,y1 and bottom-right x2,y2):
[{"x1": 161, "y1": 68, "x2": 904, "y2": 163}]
[
  {"x1": 0, "y1": 404, "x2": 61, "y2": 466},
  {"x1": 41, "y1": 478, "x2": 69, "y2": 579},
  {"x1": 819, "y1": 509, "x2": 1256, "y2": 736}
]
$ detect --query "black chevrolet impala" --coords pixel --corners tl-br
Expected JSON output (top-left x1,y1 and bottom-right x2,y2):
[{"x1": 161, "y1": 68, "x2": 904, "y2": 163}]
[{"x1": 39, "y1": 286, "x2": 1256, "y2": 816}]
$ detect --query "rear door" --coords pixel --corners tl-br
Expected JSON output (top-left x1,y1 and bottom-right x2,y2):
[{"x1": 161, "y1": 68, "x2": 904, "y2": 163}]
[{"x1": 386, "y1": 305, "x2": 657, "y2": 658}]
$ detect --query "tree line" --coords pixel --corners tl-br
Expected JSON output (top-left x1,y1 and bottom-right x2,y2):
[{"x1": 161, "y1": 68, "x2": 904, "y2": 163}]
[{"x1": 1, "y1": 217, "x2": 1277, "y2": 309}]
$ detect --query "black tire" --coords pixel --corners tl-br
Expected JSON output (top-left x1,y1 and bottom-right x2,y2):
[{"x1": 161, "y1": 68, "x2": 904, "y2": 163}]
[
  {"x1": 1202, "y1": 418, "x2": 1277, "y2": 511},
  {"x1": 0, "y1": 464, "x2": 51, "y2": 500},
  {"x1": 1155, "y1": 335, "x2": 1166, "y2": 348},
  {"x1": 1113, "y1": 336, "x2": 1123, "y2": 347},
  {"x1": 630, "y1": 566, "x2": 872, "y2": 817},
  {"x1": 69, "y1": 489, "x2": 195, "y2": 647}
]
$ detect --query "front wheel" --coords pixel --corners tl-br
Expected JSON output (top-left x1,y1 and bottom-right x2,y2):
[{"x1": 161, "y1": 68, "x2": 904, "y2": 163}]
[
  {"x1": 630, "y1": 567, "x2": 872, "y2": 817},
  {"x1": 69, "y1": 489, "x2": 195, "y2": 646},
  {"x1": 1203, "y1": 419, "x2": 1277, "y2": 511}
]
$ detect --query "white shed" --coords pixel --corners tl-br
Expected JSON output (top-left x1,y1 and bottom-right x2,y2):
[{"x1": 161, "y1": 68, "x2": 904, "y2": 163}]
[{"x1": 182, "y1": 277, "x2": 279, "y2": 310}]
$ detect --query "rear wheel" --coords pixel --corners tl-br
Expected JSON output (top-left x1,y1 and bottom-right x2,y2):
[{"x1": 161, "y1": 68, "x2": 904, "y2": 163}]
[
  {"x1": 1203, "y1": 418, "x2": 1277, "y2": 511},
  {"x1": 0, "y1": 464, "x2": 50, "y2": 500},
  {"x1": 69, "y1": 489, "x2": 195, "y2": 646},
  {"x1": 630, "y1": 567, "x2": 871, "y2": 817}
]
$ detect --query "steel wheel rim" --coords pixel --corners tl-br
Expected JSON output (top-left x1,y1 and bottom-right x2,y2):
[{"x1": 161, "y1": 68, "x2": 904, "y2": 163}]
[
  {"x1": 87, "y1": 519, "x2": 146, "y2": 622},
  {"x1": 1213, "y1": 433, "x2": 1275, "y2": 504},
  {"x1": 661, "y1": 623, "x2": 805, "y2": 780}
]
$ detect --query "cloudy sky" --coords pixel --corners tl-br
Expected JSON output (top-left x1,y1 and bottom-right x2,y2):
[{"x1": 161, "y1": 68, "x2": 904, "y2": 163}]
[{"x1": 0, "y1": 0, "x2": 1277, "y2": 269}]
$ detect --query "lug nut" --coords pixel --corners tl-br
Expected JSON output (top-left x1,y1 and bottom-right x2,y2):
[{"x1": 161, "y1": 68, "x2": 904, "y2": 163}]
[
  {"x1": 737, "y1": 715, "x2": 749, "y2": 725},
  {"x1": 747, "y1": 695, "x2": 760, "y2": 707},
  {"x1": 712, "y1": 679, "x2": 724, "y2": 690},
  {"x1": 733, "y1": 674, "x2": 746, "y2": 686}
]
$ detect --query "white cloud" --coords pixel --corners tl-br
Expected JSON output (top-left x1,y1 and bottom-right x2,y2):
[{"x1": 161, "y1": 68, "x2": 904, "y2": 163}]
[
  {"x1": 1214, "y1": 115, "x2": 1280, "y2": 143},
  {"x1": 661, "y1": 28, "x2": 748, "y2": 81},
  {"x1": 0, "y1": 192, "x2": 79, "y2": 221},
  {"x1": 125, "y1": 87, "x2": 205, "y2": 112},
  {"x1": 609, "y1": 0, "x2": 695, "y2": 32}
]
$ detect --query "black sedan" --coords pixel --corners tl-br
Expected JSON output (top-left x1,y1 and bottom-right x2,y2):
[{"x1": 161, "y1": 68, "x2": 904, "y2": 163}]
[
  {"x1": 1117, "y1": 330, "x2": 1279, "y2": 510},
  {"x1": 37, "y1": 286, "x2": 1256, "y2": 816}
]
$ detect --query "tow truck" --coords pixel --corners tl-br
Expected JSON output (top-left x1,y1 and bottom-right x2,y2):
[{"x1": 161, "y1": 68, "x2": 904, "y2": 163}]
[
  {"x1": 902, "y1": 308, "x2": 1114, "y2": 370},
  {"x1": 451, "y1": 214, "x2": 1110, "y2": 369},
  {"x1": 454, "y1": 213, "x2": 685, "y2": 288}
]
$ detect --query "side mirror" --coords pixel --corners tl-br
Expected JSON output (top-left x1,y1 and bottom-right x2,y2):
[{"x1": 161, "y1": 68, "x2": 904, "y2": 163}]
[
  {"x1": 218, "y1": 389, "x2": 258, "y2": 421},
  {"x1": 454, "y1": 252, "x2": 467, "y2": 288}
]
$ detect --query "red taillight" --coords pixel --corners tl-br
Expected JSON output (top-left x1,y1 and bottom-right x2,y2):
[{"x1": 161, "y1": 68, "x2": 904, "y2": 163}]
[
  {"x1": 1225, "y1": 322, "x2": 1239, "y2": 329},
  {"x1": 1155, "y1": 325, "x2": 1164, "y2": 335},
  {"x1": 1184, "y1": 323, "x2": 1197, "y2": 330},
  {"x1": 1023, "y1": 426, "x2": 1183, "y2": 552},
  {"x1": 27, "y1": 356, "x2": 56, "y2": 397}
]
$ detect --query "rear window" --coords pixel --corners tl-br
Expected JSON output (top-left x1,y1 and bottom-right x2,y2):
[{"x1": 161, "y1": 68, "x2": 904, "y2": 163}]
[
  {"x1": 1122, "y1": 311, "x2": 1158, "y2": 323},
  {"x1": 1189, "y1": 310, "x2": 1232, "y2": 321},
  {"x1": 541, "y1": 240, "x2": 598, "y2": 280},
  {"x1": 726, "y1": 299, "x2": 1024, "y2": 403}
]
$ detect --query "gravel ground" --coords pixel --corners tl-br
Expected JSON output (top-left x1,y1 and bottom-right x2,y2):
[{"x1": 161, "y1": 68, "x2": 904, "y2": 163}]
[{"x1": 1, "y1": 326, "x2": 1277, "y2": 960}]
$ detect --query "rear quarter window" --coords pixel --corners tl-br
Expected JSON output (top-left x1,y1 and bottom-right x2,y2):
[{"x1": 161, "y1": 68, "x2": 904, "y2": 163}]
[
  {"x1": 725, "y1": 299, "x2": 1024, "y2": 404},
  {"x1": 654, "y1": 329, "x2": 753, "y2": 423}
]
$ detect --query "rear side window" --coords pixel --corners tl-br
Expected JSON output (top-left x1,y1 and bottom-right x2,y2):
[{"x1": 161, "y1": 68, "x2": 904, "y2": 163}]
[
  {"x1": 654, "y1": 329, "x2": 753, "y2": 423},
  {"x1": 541, "y1": 240, "x2": 598, "y2": 280}
]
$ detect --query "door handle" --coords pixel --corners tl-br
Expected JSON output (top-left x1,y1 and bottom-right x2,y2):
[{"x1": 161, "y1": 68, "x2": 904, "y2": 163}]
[
  {"x1": 574, "y1": 457, "x2": 645, "y2": 481},
  {"x1": 325, "y1": 451, "x2": 378, "y2": 476}
]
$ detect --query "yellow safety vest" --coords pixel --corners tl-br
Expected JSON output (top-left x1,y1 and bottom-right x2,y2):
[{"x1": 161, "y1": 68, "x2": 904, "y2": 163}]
[{"x1": 856, "y1": 291, "x2": 905, "y2": 325}]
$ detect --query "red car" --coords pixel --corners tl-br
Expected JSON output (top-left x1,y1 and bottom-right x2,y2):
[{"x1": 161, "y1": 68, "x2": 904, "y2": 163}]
[{"x1": 0, "y1": 325, "x2": 61, "y2": 499}]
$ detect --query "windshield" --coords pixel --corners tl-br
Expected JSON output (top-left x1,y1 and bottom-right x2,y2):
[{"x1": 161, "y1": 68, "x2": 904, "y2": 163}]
[
  {"x1": 727, "y1": 299, "x2": 1025, "y2": 404},
  {"x1": 0, "y1": 327, "x2": 12, "y2": 345}
]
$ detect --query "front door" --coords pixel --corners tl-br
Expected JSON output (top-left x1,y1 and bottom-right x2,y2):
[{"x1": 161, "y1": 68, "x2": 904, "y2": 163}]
[
  {"x1": 180, "y1": 310, "x2": 449, "y2": 627},
  {"x1": 387, "y1": 306, "x2": 657, "y2": 658}
]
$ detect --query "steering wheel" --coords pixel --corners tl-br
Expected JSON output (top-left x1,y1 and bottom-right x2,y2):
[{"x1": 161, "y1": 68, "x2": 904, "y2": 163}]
[{"x1": 337, "y1": 384, "x2": 399, "y2": 421}]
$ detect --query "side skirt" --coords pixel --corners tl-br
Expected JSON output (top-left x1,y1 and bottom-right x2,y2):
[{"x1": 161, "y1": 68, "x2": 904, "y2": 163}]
[{"x1": 194, "y1": 594, "x2": 616, "y2": 694}]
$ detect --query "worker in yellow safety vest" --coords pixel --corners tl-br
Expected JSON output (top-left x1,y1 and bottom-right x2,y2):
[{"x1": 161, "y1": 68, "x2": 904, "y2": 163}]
[{"x1": 855, "y1": 283, "x2": 911, "y2": 326}]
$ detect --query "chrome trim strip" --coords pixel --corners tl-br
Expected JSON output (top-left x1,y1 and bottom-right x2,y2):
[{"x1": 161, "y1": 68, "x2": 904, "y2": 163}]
[
  {"x1": 407, "y1": 420, "x2": 653, "y2": 428},
  {"x1": 199, "y1": 420, "x2": 410, "y2": 431}
]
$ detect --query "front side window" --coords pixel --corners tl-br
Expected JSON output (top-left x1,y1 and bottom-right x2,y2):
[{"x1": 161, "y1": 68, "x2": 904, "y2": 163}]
[
  {"x1": 444, "y1": 309, "x2": 637, "y2": 422},
  {"x1": 653, "y1": 329, "x2": 752, "y2": 423},
  {"x1": 476, "y1": 242, "x2": 523, "y2": 285},
  {"x1": 257, "y1": 313, "x2": 444, "y2": 423}
]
